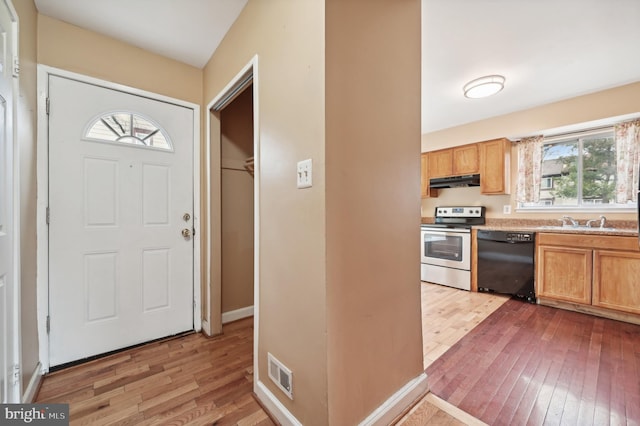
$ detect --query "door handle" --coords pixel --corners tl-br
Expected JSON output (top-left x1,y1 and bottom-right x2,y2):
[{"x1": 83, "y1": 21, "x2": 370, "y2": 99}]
[{"x1": 181, "y1": 228, "x2": 191, "y2": 238}]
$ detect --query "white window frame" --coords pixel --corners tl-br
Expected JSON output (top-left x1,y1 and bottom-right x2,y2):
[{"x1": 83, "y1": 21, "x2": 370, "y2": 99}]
[{"x1": 518, "y1": 126, "x2": 636, "y2": 213}]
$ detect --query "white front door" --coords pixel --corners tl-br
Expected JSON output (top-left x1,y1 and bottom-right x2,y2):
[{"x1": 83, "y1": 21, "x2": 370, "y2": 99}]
[
  {"x1": 48, "y1": 75, "x2": 194, "y2": 367},
  {"x1": 0, "y1": 0, "x2": 18, "y2": 403}
]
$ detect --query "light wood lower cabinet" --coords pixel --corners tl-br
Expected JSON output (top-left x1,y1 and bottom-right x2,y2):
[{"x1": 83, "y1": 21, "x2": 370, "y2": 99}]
[
  {"x1": 537, "y1": 245, "x2": 592, "y2": 304},
  {"x1": 593, "y1": 249, "x2": 640, "y2": 315},
  {"x1": 537, "y1": 233, "x2": 640, "y2": 320}
]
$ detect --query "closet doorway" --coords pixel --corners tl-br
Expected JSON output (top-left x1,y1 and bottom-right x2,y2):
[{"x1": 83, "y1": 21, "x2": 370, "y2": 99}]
[{"x1": 219, "y1": 85, "x2": 255, "y2": 325}]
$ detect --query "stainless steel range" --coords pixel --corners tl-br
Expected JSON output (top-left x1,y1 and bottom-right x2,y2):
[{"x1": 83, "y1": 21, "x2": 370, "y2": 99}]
[{"x1": 420, "y1": 206, "x2": 485, "y2": 291}]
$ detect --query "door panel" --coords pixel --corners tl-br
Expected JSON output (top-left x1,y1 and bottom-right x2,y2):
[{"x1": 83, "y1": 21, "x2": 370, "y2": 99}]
[{"x1": 48, "y1": 76, "x2": 194, "y2": 366}]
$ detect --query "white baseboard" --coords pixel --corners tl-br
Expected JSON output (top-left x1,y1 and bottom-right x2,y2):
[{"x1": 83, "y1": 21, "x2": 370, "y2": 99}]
[
  {"x1": 359, "y1": 372, "x2": 429, "y2": 426},
  {"x1": 222, "y1": 305, "x2": 254, "y2": 324},
  {"x1": 254, "y1": 371, "x2": 427, "y2": 426},
  {"x1": 255, "y1": 380, "x2": 302, "y2": 426},
  {"x1": 22, "y1": 362, "x2": 43, "y2": 403}
]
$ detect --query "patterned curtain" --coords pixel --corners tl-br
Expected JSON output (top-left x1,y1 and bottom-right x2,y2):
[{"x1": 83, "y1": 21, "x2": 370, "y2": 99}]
[
  {"x1": 615, "y1": 119, "x2": 640, "y2": 204},
  {"x1": 516, "y1": 135, "x2": 544, "y2": 203}
]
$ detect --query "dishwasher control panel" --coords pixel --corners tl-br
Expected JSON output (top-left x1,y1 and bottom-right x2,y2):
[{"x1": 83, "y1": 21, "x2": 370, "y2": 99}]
[{"x1": 507, "y1": 233, "x2": 534, "y2": 242}]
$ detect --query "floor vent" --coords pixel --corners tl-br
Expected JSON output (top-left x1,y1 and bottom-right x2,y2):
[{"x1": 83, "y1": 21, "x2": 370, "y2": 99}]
[{"x1": 268, "y1": 352, "x2": 293, "y2": 400}]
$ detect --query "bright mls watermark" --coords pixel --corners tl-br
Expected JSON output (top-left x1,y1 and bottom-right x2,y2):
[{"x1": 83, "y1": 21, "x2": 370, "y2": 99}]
[{"x1": 1, "y1": 404, "x2": 69, "y2": 425}]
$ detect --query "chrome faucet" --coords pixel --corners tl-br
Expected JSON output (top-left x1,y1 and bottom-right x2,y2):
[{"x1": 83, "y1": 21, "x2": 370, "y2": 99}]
[
  {"x1": 586, "y1": 215, "x2": 607, "y2": 228},
  {"x1": 559, "y1": 215, "x2": 579, "y2": 227}
]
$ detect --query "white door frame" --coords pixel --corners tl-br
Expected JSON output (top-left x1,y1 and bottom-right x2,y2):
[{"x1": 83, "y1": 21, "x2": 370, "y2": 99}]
[
  {"x1": 36, "y1": 65, "x2": 201, "y2": 372},
  {"x1": 0, "y1": 0, "x2": 20, "y2": 403},
  {"x1": 204, "y1": 55, "x2": 260, "y2": 385}
]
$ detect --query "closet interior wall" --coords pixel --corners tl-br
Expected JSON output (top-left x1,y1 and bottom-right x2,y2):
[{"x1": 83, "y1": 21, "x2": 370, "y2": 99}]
[{"x1": 220, "y1": 85, "x2": 255, "y2": 317}]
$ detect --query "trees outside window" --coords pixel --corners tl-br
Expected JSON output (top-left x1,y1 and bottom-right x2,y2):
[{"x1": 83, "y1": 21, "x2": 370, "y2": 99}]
[{"x1": 521, "y1": 130, "x2": 621, "y2": 209}]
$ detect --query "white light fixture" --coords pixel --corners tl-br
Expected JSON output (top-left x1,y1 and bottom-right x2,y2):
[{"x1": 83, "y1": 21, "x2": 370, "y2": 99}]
[{"x1": 463, "y1": 75, "x2": 505, "y2": 99}]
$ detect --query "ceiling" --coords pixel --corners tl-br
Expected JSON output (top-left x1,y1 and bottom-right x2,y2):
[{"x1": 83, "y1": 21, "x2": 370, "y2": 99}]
[
  {"x1": 33, "y1": 0, "x2": 248, "y2": 69},
  {"x1": 34, "y1": 0, "x2": 640, "y2": 134}
]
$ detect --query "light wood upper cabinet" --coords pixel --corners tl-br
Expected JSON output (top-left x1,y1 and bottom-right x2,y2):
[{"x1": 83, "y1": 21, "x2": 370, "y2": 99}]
[
  {"x1": 421, "y1": 153, "x2": 437, "y2": 198},
  {"x1": 428, "y1": 149, "x2": 453, "y2": 178},
  {"x1": 537, "y1": 245, "x2": 592, "y2": 304},
  {"x1": 452, "y1": 144, "x2": 479, "y2": 176},
  {"x1": 593, "y1": 250, "x2": 640, "y2": 315},
  {"x1": 422, "y1": 138, "x2": 509, "y2": 195},
  {"x1": 479, "y1": 138, "x2": 511, "y2": 195},
  {"x1": 427, "y1": 144, "x2": 479, "y2": 179}
]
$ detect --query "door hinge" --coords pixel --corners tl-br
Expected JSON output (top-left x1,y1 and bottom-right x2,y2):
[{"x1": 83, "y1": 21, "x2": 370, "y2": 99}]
[
  {"x1": 46, "y1": 97, "x2": 50, "y2": 115},
  {"x1": 12, "y1": 56, "x2": 19, "y2": 77},
  {"x1": 46, "y1": 315, "x2": 50, "y2": 334},
  {"x1": 11, "y1": 364, "x2": 20, "y2": 385},
  {"x1": 46, "y1": 206, "x2": 50, "y2": 225}
]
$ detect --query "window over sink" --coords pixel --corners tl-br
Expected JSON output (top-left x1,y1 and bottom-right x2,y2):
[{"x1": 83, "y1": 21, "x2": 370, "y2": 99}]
[{"x1": 517, "y1": 117, "x2": 640, "y2": 212}]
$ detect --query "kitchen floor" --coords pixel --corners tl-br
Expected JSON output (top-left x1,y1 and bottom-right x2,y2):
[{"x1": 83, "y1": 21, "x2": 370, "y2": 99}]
[
  {"x1": 420, "y1": 282, "x2": 510, "y2": 369},
  {"x1": 421, "y1": 283, "x2": 640, "y2": 425},
  {"x1": 397, "y1": 282, "x2": 509, "y2": 425}
]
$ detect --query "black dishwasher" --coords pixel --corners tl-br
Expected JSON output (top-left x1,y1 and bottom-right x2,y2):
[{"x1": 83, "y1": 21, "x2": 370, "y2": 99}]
[{"x1": 477, "y1": 230, "x2": 535, "y2": 303}]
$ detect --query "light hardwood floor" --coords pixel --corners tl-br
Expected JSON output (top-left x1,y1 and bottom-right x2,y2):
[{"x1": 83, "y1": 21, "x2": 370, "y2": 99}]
[
  {"x1": 396, "y1": 282, "x2": 509, "y2": 425},
  {"x1": 420, "y1": 282, "x2": 510, "y2": 369},
  {"x1": 36, "y1": 318, "x2": 273, "y2": 425},
  {"x1": 35, "y1": 283, "x2": 506, "y2": 425}
]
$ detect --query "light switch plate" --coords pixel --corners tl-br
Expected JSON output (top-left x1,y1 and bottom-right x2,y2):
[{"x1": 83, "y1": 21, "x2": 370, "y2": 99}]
[
  {"x1": 503, "y1": 205, "x2": 512, "y2": 214},
  {"x1": 297, "y1": 159, "x2": 312, "y2": 189}
]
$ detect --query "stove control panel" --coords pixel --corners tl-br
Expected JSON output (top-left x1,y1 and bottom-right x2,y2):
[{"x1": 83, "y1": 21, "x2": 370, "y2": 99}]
[{"x1": 435, "y1": 206, "x2": 485, "y2": 218}]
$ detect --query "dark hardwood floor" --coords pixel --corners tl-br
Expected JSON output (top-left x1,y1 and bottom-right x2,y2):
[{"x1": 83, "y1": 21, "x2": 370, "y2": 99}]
[
  {"x1": 426, "y1": 298, "x2": 640, "y2": 425},
  {"x1": 36, "y1": 318, "x2": 275, "y2": 426}
]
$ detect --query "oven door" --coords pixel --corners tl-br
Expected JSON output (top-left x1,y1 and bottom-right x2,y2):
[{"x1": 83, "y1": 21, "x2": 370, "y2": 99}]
[{"x1": 420, "y1": 228, "x2": 470, "y2": 270}]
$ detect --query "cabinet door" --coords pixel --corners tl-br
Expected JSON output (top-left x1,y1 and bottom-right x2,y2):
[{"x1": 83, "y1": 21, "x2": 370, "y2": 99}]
[
  {"x1": 453, "y1": 144, "x2": 479, "y2": 175},
  {"x1": 421, "y1": 153, "x2": 437, "y2": 198},
  {"x1": 537, "y1": 245, "x2": 592, "y2": 304},
  {"x1": 479, "y1": 138, "x2": 510, "y2": 195},
  {"x1": 428, "y1": 149, "x2": 453, "y2": 178},
  {"x1": 593, "y1": 250, "x2": 640, "y2": 314}
]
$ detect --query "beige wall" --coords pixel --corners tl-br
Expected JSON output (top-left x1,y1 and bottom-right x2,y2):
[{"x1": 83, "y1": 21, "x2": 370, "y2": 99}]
[
  {"x1": 37, "y1": 14, "x2": 202, "y2": 105},
  {"x1": 15, "y1": 0, "x2": 39, "y2": 395},
  {"x1": 325, "y1": 0, "x2": 423, "y2": 424},
  {"x1": 221, "y1": 87, "x2": 254, "y2": 313},
  {"x1": 205, "y1": 0, "x2": 423, "y2": 423},
  {"x1": 203, "y1": 1, "x2": 328, "y2": 423},
  {"x1": 422, "y1": 82, "x2": 640, "y2": 221}
]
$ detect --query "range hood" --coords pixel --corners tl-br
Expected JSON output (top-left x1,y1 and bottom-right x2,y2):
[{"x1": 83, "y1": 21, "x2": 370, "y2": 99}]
[{"x1": 429, "y1": 174, "x2": 481, "y2": 189}]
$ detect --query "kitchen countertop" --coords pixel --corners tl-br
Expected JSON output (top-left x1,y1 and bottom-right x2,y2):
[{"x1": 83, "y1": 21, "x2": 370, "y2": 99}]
[{"x1": 421, "y1": 217, "x2": 639, "y2": 237}]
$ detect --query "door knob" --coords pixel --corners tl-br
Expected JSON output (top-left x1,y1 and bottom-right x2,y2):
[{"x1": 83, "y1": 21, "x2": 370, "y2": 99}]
[{"x1": 181, "y1": 228, "x2": 191, "y2": 238}]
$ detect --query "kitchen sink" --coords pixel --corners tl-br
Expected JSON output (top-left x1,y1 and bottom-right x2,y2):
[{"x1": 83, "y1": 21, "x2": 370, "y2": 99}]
[{"x1": 536, "y1": 225, "x2": 618, "y2": 232}]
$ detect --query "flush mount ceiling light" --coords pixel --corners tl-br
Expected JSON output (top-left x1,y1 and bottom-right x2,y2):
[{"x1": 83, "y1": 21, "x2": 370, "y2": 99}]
[{"x1": 463, "y1": 75, "x2": 505, "y2": 99}]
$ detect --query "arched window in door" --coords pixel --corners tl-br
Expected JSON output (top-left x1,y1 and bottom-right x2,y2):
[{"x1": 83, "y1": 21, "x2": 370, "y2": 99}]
[{"x1": 84, "y1": 111, "x2": 173, "y2": 151}]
